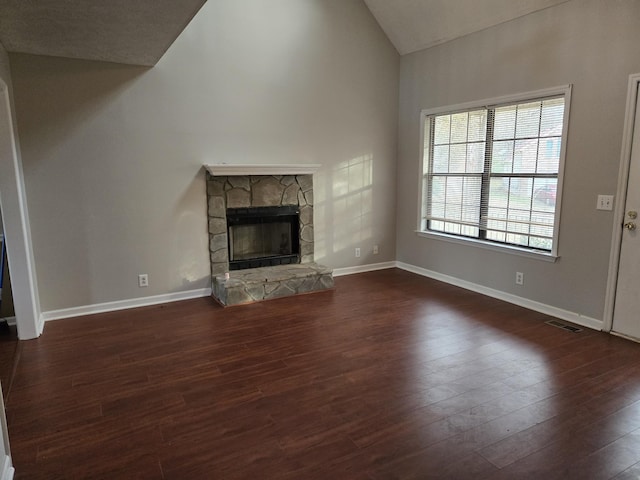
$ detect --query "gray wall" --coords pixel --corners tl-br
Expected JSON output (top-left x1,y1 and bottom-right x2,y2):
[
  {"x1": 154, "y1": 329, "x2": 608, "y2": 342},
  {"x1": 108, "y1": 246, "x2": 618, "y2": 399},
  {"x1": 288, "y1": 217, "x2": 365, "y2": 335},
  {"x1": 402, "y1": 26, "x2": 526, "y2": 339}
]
[
  {"x1": 0, "y1": 45, "x2": 10, "y2": 90},
  {"x1": 396, "y1": 0, "x2": 640, "y2": 321},
  {"x1": 11, "y1": 0, "x2": 399, "y2": 312}
]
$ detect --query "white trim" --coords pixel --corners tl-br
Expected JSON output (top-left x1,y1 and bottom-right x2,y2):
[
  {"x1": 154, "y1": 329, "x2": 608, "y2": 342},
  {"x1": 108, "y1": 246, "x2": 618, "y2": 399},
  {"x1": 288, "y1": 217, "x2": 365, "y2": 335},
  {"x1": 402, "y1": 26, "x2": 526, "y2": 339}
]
[
  {"x1": 41, "y1": 288, "x2": 212, "y2": 322},
  {"x1": 41, "y1": 263, "x2": 398, "y2": 321},
  {"x1": 610, "y1": 331, "x2": 640, "y2": 345},
  {"x1": 332, "y1": 261, "x2": 396, "y2": 277},
  {"x1": 0, "y1": 381, "x2": 12, "y2": 480},
  {"x1": 396, "y1": 261, "x2": 603, "y2": 331},
  {"x1": 421, "y1": 84, "x2": 572, "y2": 117},
  {"x1": 417, "y1": 110, "x2": 428, "y2": 231},
  {"x1": 603, "y1": 73, "x2": 640, "y2": 332},
  {"x1": 205, "y1": 164, "x2": 321, "y2": 176},
  {"x1": 418, "y1": 84, "x2": 572, "y2": 259},
  {"x1": 0, "y1": 455, "x2": 13, "y2": 480},
  {"x1": 36, "y1": 315, "x2": 44, "y2": 336},
  {"x1": 333, "y1": 262, "x2": 396, "y2": 277},
  {"x1": 0, "y1": 82, "x2": 41, "y2": 340},
  {"x1": 1, "y1": 317, "x2": 15, "y2": 327}
]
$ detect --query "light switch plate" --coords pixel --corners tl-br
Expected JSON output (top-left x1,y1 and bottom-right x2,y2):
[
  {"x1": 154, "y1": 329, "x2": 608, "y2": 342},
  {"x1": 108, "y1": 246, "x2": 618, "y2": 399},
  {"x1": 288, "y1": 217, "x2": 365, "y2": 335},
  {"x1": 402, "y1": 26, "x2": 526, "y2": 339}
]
[{"x1": 597, "y1": 195, "x2": 614, "y2": 211}]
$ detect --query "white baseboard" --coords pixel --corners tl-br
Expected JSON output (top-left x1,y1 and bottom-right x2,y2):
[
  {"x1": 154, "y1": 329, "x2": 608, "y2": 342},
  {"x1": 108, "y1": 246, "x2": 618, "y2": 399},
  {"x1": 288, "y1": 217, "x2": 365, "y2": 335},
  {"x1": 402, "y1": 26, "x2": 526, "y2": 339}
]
[
  {"x1": 610, "y1": 331, "x2": 640, "y2": 344},
  {"x1": 38, "y1": 263, "x2": 392, "y2": 324},
  {"x1": 332, "y1": 261, "x2": 396, "y2": 277},
  {"x1": 396, "y1": 262, "x2": 603, "y2": 331},
  {"x1": 0, "y1": 317, "x2": 15, "y2": 327},
  {"x1": 41, "y1": 288, "x2": 212, "y2": 323},
  {"x1": 38, "y1": 262, "x2": 394, "y2": 323},
  {"x1": 37, "y1": 262, "x2": 603, "y2": 332},
  {"x1": 37, "y1": 314, "x2": 45, "y2": 336}
]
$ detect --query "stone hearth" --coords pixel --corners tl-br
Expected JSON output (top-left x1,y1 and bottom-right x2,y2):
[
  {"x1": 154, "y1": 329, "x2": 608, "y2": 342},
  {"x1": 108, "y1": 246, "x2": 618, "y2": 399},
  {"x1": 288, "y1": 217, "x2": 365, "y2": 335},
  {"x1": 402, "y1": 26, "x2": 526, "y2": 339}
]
[
  {"x1": 205, "y1": 165, "x2": 334, "y2": 306},
  {"x1": 212, "y1": 263, "x2": 333, "y2": 307}
]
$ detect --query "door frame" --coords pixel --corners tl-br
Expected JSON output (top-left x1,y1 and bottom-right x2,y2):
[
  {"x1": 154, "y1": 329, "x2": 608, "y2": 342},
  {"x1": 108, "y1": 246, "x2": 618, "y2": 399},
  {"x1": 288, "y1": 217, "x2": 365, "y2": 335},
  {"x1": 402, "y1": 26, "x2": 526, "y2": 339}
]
[
  {"x1": 603, "y1": 73, "x2": 640, "y2": 333},
  {"x1": 0, "y1": 79, "x2": 42, "y2": 340}
]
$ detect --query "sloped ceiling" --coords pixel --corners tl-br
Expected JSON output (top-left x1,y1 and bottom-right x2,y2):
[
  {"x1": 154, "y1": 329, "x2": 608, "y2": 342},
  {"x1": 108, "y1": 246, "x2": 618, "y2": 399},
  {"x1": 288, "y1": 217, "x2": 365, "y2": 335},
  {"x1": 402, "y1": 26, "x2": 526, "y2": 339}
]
[
  {"x1": 0, "y1": 0, "x2": 573, "y2": 66},
  {"x1": 0, "y1": 0, "x2": 207, "y2": 66},
  {"x1": 363, "y1": 0, "x2": 572, "y2": 55}
]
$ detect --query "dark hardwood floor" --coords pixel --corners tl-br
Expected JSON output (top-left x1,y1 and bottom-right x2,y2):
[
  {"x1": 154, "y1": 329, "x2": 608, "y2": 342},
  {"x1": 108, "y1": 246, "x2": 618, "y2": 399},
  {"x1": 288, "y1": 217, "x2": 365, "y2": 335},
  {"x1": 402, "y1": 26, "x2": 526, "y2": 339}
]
[{"x1": 2, "y1": 268, "x2": 640, "y2": 479}]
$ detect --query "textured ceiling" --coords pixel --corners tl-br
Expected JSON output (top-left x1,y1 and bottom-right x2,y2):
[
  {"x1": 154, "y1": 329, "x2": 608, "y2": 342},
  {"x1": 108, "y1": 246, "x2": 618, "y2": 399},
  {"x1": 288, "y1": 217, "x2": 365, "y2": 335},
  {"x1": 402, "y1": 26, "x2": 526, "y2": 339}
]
[
  {"x1": 363, "y1": 0, "x2": 571, "y2": 55},
  {"x1": 0, "y1": 0, "x2": 573, "y2": 66},
  {"x1": 0, "y1": 0, "x2": 207, "y2": 66}
]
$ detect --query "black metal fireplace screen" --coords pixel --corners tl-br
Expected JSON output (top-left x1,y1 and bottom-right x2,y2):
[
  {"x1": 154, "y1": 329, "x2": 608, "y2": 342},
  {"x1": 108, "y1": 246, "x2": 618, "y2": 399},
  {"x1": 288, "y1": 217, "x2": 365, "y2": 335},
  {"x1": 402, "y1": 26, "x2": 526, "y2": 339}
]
[{"x1": 226, "y1": 206, "x2": 300, "y2": 270}]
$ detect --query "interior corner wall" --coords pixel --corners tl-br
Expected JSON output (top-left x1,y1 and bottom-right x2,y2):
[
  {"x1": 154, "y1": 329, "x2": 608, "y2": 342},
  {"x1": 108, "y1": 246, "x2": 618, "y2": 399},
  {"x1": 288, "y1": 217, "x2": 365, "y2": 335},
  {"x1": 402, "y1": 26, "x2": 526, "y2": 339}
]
[
  {"x1": 10, "y1": 0, "x2": 399, "y2": 313},
  {"x1": 395, "y1": 0, "x2": 640, "y2": 322}
]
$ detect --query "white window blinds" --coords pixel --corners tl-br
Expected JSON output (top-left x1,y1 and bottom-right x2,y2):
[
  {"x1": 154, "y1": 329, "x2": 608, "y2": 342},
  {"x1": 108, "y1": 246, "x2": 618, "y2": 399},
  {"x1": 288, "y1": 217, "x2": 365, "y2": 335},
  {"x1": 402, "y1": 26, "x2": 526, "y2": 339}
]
[{"x1": 422, "y1": 95, "x2": 566, "y2": 252}]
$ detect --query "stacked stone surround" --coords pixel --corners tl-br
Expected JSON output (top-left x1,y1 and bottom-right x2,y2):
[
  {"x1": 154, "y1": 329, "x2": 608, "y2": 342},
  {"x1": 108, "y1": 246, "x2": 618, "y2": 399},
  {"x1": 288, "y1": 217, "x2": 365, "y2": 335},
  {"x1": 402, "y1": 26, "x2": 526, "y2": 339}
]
[
  {"x1": 206, "y1": 172, "x2": 333, "y2": 306},
  {"x1": 206, "y1": 173, "x2": 314, "y2": 276}
]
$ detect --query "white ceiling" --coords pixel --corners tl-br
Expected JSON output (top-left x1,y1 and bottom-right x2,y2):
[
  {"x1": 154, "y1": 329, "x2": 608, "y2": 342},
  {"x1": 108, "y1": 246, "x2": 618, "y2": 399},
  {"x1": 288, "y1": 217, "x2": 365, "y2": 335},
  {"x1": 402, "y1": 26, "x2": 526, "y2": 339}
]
[
  {"x1": 363, "y1": 0, "x2": 572, "y2": 55},
  {"x1": 0, "y1": 0, "x2": 207, "y2": 66}
]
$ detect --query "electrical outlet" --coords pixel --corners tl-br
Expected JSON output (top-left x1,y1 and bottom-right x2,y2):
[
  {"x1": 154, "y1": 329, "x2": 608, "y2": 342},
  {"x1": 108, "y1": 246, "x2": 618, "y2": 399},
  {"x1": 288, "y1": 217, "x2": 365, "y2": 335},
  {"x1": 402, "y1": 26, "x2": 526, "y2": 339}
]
[
  {"x1": 355, "y1": 247, "x2": 361, "y2": 258},
  {"x1": 373, "y1": 245, "x2": 379, "y2": 255},
  {"x1": 597, "y1": 195, "x2": 614, "y2": 211},
  {"x1": 138, "y1": 274, "x2": 149, "y2": 287},
  {"x1": 515, "y1": 272, "x2": 524, "y2": 286}
]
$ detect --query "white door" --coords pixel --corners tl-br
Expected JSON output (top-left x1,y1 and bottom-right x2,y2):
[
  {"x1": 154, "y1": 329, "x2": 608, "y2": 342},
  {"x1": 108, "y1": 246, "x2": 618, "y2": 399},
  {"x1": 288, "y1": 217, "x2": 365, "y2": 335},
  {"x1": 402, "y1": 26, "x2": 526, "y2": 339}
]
[{"x1": 613, "y1": 84, "x2": 640, "y2": 339}]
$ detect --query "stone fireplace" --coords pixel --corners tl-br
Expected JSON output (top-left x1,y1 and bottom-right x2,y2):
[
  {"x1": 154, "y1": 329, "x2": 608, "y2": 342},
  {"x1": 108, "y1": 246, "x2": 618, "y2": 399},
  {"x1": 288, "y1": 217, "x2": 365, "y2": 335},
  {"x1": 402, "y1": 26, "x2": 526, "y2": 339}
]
[{"x1": 205, "y1": 165, "x2": 333, "y2": 306}]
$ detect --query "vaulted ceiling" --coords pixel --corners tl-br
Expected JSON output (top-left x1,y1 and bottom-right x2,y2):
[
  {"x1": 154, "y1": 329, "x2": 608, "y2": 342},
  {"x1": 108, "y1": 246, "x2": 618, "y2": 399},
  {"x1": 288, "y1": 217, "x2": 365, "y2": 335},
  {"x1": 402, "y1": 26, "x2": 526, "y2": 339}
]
[
  {"x1": 0, "y1": 0, "x2": 572, "y2": 66},
  {"x1": 363, "y1": 0, "x2": 572, "y2": 55}
]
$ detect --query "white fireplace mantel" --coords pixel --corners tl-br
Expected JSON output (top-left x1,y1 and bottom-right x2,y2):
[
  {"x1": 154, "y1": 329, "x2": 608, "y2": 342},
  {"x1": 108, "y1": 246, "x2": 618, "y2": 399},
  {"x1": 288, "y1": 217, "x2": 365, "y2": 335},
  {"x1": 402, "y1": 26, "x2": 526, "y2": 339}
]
[{"x1": 205, "y1": 164, "x2": 321, "y2": 176}]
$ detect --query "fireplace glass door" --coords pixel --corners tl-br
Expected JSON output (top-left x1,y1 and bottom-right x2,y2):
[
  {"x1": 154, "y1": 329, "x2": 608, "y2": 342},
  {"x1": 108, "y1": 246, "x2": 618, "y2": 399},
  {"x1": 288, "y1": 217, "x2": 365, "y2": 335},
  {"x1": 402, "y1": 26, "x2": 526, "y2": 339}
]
[{"x1": 226, "y1": 206, "x2": 300, "y2": 270}]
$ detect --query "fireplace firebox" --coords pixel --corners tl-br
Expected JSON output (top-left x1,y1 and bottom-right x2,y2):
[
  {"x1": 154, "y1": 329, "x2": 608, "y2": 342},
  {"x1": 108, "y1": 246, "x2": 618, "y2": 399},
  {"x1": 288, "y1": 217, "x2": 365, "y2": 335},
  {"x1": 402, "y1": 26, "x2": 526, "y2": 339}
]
[{"x1": 226, "y1": 206, "x2": 300, "y2": 270}]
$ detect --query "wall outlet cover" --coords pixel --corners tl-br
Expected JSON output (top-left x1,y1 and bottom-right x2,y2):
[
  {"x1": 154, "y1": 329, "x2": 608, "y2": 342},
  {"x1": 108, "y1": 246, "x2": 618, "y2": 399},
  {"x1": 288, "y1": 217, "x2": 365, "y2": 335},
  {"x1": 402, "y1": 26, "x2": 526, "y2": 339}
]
[{"x1": 597, "y1": 194, "x2": 614, "y2": 211}]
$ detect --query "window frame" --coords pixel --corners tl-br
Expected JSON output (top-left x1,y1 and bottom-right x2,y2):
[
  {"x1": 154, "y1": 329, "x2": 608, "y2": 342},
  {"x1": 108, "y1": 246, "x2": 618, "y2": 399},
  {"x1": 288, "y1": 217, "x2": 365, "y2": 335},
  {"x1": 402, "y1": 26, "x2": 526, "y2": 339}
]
[{"x1": 417, "y1": 85, "x2": 572, "y2": 261}]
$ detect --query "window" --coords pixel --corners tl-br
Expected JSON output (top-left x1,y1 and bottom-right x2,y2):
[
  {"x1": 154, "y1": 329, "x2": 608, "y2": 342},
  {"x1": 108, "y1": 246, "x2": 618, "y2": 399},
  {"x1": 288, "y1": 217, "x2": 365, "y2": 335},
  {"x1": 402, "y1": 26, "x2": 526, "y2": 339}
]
[{"x1": 420, "y1": 87, "x2": 570, "y2": 257}]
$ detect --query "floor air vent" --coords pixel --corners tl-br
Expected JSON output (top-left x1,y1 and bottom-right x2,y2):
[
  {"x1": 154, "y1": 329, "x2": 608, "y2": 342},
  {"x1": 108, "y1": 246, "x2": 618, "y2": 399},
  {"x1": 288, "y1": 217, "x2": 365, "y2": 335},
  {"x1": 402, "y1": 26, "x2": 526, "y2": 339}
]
[{"x1": 545, "y1": 319, "x2": 582, "y2": 333}]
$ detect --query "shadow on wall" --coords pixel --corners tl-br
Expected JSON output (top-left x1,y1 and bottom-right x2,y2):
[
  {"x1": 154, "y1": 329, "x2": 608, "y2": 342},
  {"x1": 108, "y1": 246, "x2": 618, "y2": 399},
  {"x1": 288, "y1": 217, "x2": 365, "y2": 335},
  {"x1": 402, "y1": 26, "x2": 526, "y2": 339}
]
[
  {"x1": 10, "y1": 55, "x2": 149, "y2": 307},
  {"x1": 11, "y1": 54, "x2": 149, "y2": 149},
  {"x1": 169, "y1": 167, "x2": 210, "y2": 292},
  {"x1": 314, "y1": 154, "x2": 374, "y2": 265}
]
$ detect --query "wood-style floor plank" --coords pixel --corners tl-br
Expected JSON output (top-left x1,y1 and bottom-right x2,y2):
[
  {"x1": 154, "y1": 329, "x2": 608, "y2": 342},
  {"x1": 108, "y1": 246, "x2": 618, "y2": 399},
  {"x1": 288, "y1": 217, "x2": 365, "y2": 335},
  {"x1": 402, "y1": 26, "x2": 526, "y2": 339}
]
[{"x1": 1, "y1": 268, "x2": 640, "y2": 479}]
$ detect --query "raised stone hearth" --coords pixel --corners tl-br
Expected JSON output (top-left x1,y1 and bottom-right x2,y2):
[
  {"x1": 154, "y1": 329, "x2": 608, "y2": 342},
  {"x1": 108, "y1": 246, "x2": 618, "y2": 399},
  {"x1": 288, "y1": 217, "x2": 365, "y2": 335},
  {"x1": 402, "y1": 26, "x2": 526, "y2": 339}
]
[
  {"x1": 212, "y1": 263, "x2": 334, "y2": 306},
  {"x1": 205, "y1": 164, "x2": 333, "y2": 306}
]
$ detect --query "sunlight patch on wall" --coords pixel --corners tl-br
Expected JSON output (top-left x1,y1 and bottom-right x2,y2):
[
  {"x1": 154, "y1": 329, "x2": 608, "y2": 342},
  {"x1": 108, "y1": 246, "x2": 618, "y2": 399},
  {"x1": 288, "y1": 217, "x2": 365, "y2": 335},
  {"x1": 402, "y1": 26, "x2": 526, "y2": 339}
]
[
  {"x1": 332, "y1": 154, "x2": 373, "y2": 252},
  {"x1": 313, "y1": 169, "x2": 327, "y2": 261}
]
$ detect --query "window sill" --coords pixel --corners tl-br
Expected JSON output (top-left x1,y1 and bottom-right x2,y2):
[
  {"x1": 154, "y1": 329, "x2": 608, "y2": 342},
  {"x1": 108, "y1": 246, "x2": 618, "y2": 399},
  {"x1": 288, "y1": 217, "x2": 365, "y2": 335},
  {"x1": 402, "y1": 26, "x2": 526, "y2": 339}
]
[{"x1": 415, "y1": 230, "x2": 559, "y2": 263}]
